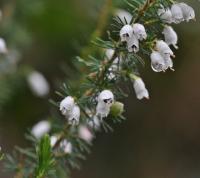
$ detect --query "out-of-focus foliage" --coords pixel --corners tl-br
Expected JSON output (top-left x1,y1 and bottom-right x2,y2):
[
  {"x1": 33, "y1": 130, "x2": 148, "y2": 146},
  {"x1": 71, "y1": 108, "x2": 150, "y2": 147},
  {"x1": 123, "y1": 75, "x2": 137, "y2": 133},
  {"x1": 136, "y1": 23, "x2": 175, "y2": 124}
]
[{"x1": 0, "y1": 0, "x2": 101, "y2": 128}]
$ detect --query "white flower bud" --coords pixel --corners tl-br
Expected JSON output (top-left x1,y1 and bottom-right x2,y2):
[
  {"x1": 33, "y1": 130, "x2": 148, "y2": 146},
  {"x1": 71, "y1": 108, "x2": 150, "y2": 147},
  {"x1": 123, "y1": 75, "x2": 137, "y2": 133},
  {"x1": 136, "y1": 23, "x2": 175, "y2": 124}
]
[
  {"x1": 68, "y1": 105, "x2": 80, "y2": 125},
  {"x1": 171, "y1": 4, "x2": 184, "y2": 24},
  {"x1": 108, "y1": 57, "x2": 121, "y2": 80},
  {"x1": 178, "y1": 3, "x2": 195, "y2": 22},
  {"x1": 105, "y1": 49, "x2": 121, "y2": 80},
  {"x1": 120, "y1": 25, "x2": 133, "y2": 42},
  {"x1": 158, "y1": 8, "x2": 173, "y2": 24},
  {"x1": 133, "y1": 77, "x2": 149, "y2": 100},
  {"x1": 150, "y1": 51, "x2": 166, "y2": 72},
  {"x1": 156, "y1": 40, "x2": 174, "y2": 59},
  {"x1": 78, "y1": 125, "x2": 93, "y2": 143},
  {"x1": 50, "y1": 135, "x2": 58, "y2": 147},
  {"x1": 162, "y1": 26, "x2": 178, "y2": 49},
  {"x1": 96, "y1": 90, "x2": 114, "y2": 118},
  {"x1": 115, "y1": 9, "x2": 132, "y2": 24},
  {"x1": 31, "y1": 120, "x2": 51, "y2": 139},
  {"x1": 60, "y1": 140, "x2": 72, "y2": 154},
  {"x1": 108, "y1": 68, "x2": 116, "y2": 80},
  {"x1": 88, "y1": 116, "x2": 101, "y2": 131},
  {"x1": 105, "y1": 49, "x2": 115, "y2": 60},
  {"x1": 0, "y1": 38, "x2": 7, "y2": 54},
  {"x1": 110, "y1": 101, "x2": 124, "y2": 117},
  {"x1": 127, "y1": 34, "x2": 139, "y2": 53},
  {"x1": 132, "y1": 23, "x2": 147, "y2": 41},
  {"x1": 27, "y1": 71, "x2": 50, "y2": 98},
  {"x1": 60, "y1": 96, "x2": 75, "y2": 116}
]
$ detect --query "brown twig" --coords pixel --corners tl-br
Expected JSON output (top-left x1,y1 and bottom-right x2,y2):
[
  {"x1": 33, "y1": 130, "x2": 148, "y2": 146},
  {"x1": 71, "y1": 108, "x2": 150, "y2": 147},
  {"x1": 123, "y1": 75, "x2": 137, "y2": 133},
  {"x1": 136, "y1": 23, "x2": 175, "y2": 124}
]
[{"x1": 133, "y1": 0, "x2": 157, "y2": 23}]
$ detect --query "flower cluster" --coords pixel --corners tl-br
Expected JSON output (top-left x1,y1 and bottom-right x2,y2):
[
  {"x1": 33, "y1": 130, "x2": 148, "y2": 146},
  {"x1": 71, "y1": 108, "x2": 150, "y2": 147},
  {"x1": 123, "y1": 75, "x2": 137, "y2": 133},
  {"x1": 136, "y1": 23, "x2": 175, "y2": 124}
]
[
  {"x1": 60, "y1": 96, "x2": 81, "y2": 125},
  {"x1": 151, "y1": 3, "x2": 195, "y2": 73},
  {"x1": 58, "y1": 1, "x2": 196, "y2": 130},
  {"x1": 158, "y1": 3, "x2": 195, "y2": 24},
  {"x1": 151, "y1": 39, "x2": 175, "y2": 72},
  {"x1": 59, "y1": 90, "x2": 115, "y2": 126},
  {"x1": 120, "y1": 23, "x2": 147, "y2": 53},
  {"x1": 51, "y1": 0, "x2": 196, "y2": 172}
]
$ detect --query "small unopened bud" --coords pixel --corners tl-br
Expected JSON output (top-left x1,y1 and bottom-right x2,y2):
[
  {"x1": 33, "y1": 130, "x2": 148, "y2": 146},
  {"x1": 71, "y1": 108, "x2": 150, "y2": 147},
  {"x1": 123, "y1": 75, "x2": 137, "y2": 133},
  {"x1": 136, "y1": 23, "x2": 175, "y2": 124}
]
[
  {"x1": 110, "y1": 101, "x2": 124, "y2": 117},
  {"x1": 78, "y1": 125, "x2": 93, "y2": 143},
  {"x1": 27, "y1": 71, "x2": 50, "y2": 98},
  {"x1": 50, "y1": 135, "x2": 58, "y2": 147},
  {"x1": 60, "y1": 140, "x2": 72, "y2": 154},
  {"x1": 0, "y1": 38, "x2": 7, "y2": 54},
  {"x1": 31, "y1": 120, "x2": 51, "y2": 139}
]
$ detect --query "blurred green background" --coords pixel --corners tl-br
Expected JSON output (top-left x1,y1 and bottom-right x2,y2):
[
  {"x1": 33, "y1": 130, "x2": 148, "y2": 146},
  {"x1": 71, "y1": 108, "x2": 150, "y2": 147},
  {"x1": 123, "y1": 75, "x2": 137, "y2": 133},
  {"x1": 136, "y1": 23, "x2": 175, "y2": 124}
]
[{"x1": 0, "y1": 0, "x2": 200, "y2": 177}]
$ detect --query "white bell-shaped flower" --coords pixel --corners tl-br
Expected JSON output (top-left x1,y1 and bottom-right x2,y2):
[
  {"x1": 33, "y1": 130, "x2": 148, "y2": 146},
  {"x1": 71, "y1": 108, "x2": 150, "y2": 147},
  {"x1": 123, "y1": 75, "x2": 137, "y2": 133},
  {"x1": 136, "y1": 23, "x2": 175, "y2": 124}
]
[
  {"x1": 96, "y1": 103, "x2": 110, "y2": 118},
  {"x1": 115, "y1": 9, "x2": 132, "y2": 24},
  {"x1": 162, "y1": 26, "x2": 178, "y2": 49},
  {"x1": 158, "y1": 8, "x2": 173, "y2": 24},
  {"x1": 60, "y1": 140, "x2": 72, "y2": 154},
  {"x1": 171, "y1": 4, "x2": 184, "y2": 24},
  {"x1": 179, "y1": 3, "x2": 195, "y2": 22},
  {"x1": 96, "y1": 90, "x2": 114, "y2": 118},
  {"x1": 78, "y1": 125, "x2": 93, "y2": 143},
  {"x1": 133, "y1": 77, "x2": 149, "y2": 100},
  {"x1": 60, "y1": 96, "x2": 75, "y2": 116},
  {"x1": 27, "y1": 71, "x2": 50, "y2": 98},
  {"x1": 120, "y1": 25, "x2": 133, "y2": 42},
  {"x1": 132, "y1": 23, "x2": 147, "y2": 41},
  {"x1": 98, "y1": 90, "x2": 114, "y2": 107},
  {"x1": 156, "y1": 40, "x2": 174, "y2": 59},
  {"x1": 68, "y1": 105, "x2": 80, "y2": 125},
  {"x1": 31, "y1": 120, "x2": 51, "y2": 139},
  {"x1": 164, "y1": 56, "x2": 174, "y2": 71},
  {"x1": 150, "y1": 51, "x2": 166, "y2": 72},
  {"x1": 0, "y1": 38, "x2": 7, "y2": 54},
  {"x1": 127, "y1": 34, "x2": 139, "y2": 53}
]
